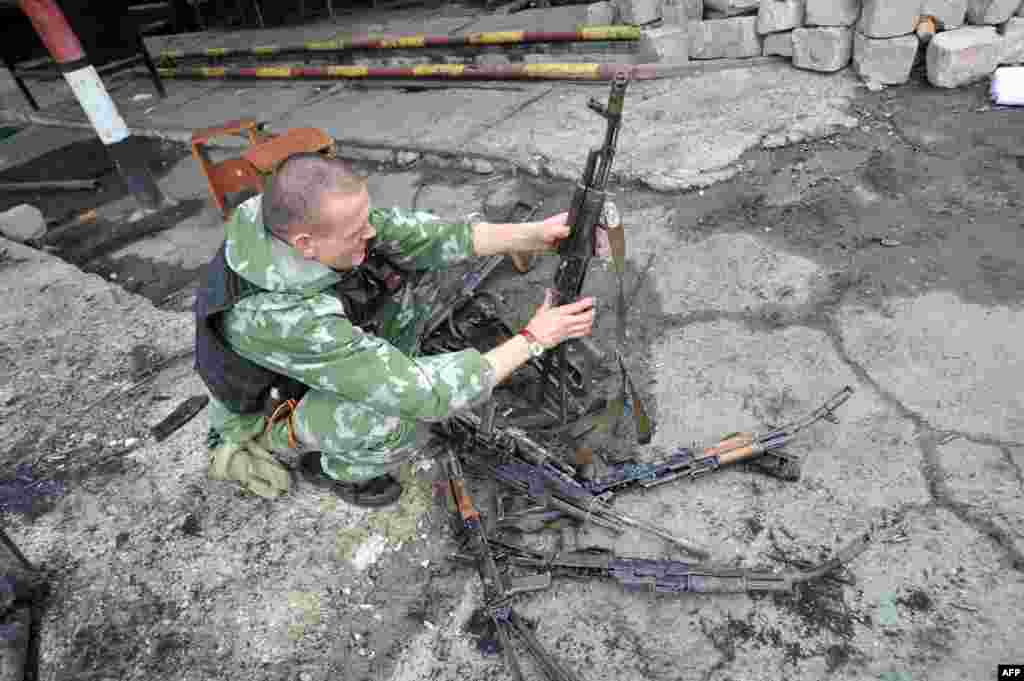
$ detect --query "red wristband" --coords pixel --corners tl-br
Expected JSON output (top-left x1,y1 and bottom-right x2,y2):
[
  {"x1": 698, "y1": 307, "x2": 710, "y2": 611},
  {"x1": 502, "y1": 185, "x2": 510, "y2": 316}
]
[{"x1": 519, "y1": 328, "x2": 541, "y2": 346}]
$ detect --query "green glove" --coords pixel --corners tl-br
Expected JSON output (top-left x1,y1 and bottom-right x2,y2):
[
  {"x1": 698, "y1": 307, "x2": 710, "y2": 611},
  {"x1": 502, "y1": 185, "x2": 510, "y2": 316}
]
[{"x1": 207, "y1": 437, "x2": 292, "y2": 499}]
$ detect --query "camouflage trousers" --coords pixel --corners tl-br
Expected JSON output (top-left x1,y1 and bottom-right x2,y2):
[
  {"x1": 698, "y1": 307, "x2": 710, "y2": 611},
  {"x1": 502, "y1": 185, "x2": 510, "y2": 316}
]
[{"x1": 209, "y1": 274, "x2": 445, "y2": 483}]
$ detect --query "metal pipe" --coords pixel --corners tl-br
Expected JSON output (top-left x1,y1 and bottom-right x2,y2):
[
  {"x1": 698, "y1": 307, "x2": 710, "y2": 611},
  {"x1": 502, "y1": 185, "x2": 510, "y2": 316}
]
[
  {"x1": 156, "y1": 62, "x2": 680, "y2": 81},
  {"x1": 17, "y1": 0, "x2": 169, "y2": 213},
  {"x1": 0, "y1": 179, "x2": 99, "y2": 191},
  {"x1": 155, "y1": 26, "x2": 641, "y2": 62}
]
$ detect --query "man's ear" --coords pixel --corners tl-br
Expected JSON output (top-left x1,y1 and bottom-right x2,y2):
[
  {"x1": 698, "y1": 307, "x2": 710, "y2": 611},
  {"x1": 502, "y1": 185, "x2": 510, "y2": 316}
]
[{"x1": 290, "y1": 232, "x2": 316, "y2": 259}]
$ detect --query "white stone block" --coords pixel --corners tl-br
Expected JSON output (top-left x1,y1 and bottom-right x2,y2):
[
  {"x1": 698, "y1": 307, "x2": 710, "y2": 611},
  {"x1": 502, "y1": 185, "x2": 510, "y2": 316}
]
[
  {"x1": 763, "y1": 29, "x2": 795, "y2": 54},
  {"x1": 758, "y1": 0, "x2": 805, "y2": 33},
  {"x1": 966, "y1": 0, "x2": 1019, "y2": 24},
  {"x1": 0, "y1": 204, "x2": 46, "y2": 243},
  {"x1": 705, "y1": 0, "x2": 760, "y2": 15},
  {"x1": 587, "y1": 1, "x2": 618, "y2": 24},
  {"x1": 792, "y1": 25, "x2": 854, "y2": 70},
  {"x1": 1000, "y1": 16, "x2": 1024, "y2": 63},
  {"x1": 805, "y1": 0, "x2": 861, "y2": 26},
  {"x1": 858, "y1": 0, "x2": 921, "y2": 37},
  {"x1": 920, "y1": 0, "x2": 968, "y2": 28},
  {"x1": 615, "y1": 0, "x2": 664, "y2": 23},
  {"x1": 689, "y1": 16, "x2": 764, "y2": 57},
  {"x1": 640, "y1": 25, "x2": 691, "y2": 61},
  {"x1": 659, "y1": 0, "x2": 692, "y2": 22},
  {"x1": 853, "y1": 31, "x2": 920, "y2": 82},
  {"x1": 926, "y1": 25, "x2": 1003, "y2": 86}
]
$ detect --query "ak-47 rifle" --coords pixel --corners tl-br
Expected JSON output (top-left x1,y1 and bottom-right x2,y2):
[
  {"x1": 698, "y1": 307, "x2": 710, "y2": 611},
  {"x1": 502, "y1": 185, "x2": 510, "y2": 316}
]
[
  {"x1": 441, "y1": 444, "x2": 584, "y2": 681},
  {"x1": 432, "y1": 412, "x2": 711, "y2": 558},
  {"x1": 451, "y1": 532, "x2": 872, "y2": 595},
  {"x1": 584, "y1": 386, "x2": 855, "y2": 496},
  {"x1": 547, "y1": 69, "x2": 653, "y2": 443}
]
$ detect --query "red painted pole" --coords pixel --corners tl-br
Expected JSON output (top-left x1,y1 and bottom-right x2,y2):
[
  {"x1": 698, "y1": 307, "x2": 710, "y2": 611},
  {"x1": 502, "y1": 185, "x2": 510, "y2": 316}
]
[{"x1": 18, "y1": 0, "x2": 168, "y2": 214}]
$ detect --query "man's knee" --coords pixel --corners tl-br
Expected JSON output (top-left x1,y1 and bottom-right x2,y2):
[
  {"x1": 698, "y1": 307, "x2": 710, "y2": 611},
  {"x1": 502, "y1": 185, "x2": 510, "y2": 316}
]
[{"x1": 292, "y1": 389, "x2": 418, "y2": 455}]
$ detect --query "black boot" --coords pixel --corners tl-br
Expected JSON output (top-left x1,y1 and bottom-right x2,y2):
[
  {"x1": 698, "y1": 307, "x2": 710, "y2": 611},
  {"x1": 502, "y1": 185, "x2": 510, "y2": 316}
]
[{"x1": 298, "y1": 452, "x2": 402, "y2": 508}]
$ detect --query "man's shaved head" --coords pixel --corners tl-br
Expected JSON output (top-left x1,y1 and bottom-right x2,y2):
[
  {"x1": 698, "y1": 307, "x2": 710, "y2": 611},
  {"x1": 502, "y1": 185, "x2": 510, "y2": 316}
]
[{"x1": 262, "y1": 153, "x2": 367, "y2": 238}]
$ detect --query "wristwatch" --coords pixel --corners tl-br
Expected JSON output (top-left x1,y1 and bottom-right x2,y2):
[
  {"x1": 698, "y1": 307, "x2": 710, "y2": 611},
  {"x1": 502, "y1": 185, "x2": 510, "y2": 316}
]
[{"x1": 518, "y1": 328, "x2": 546, "y2": 358}]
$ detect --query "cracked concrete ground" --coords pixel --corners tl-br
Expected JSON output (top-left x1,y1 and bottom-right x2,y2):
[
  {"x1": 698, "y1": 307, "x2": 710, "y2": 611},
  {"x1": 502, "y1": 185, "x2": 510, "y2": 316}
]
[{"x1": 1, "y1": 7, "x2": 1022, "y2": 680}]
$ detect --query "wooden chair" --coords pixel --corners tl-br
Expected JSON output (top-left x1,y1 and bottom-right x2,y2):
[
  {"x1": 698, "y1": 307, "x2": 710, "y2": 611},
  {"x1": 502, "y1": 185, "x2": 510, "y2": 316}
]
[{"x1": 190, "y1": 119, "x2": 335, "y2": 219}]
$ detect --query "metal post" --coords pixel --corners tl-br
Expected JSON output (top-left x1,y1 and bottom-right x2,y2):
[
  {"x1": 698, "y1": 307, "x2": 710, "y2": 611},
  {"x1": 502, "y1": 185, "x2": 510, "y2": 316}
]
[
  {"x1": 1, "y1": 54, "x2": 40, "y2": 111},
  {"x1": 135, "y1": 24, "x2": 167, "y2": 98},
  {"x1": 18, "y1": 0, "x2": 169, "y2": 214}
]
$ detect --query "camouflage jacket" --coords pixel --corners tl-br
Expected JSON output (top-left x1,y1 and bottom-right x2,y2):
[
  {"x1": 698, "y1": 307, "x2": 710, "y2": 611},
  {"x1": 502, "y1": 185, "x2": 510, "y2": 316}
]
[{"x1": 207, "y1": 194, "x2": 497, "y2": 441}]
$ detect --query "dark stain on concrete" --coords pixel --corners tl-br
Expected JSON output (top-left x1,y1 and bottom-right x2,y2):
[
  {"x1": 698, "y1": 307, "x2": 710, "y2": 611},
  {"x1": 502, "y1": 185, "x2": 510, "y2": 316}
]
[{"x1": 896, "y1": 588, "x2": 934, "y2": 613}]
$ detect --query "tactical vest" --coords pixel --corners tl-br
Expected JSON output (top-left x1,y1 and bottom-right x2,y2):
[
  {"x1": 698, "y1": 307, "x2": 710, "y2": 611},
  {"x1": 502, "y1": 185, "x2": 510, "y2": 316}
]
[{"x1": 193, "y1": 241, "x2": 405, "y2": 415}]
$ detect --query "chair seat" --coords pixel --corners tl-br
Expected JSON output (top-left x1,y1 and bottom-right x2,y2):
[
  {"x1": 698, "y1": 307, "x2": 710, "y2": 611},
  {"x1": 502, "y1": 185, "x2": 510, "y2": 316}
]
[
  {"x1": 191, "y1": 120, "x2": 335, "y2": 220},
  {"x1": 242, "y1": 128, "x2": 335, "y2": 173},
  {"x1": 206, "y1": 158, "x2": 262, "y2": 197}
]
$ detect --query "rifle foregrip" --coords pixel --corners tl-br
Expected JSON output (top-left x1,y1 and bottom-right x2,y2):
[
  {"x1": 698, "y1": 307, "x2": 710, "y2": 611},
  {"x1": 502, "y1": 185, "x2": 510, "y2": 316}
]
[
  {"x1": 703, "y1": 433, "x2": 754, "y2": 458},
  {"x1": 449, "y1": 479, "x2": 480, "y2": 523},
  {"x1": 718, "y1": 444, "x2": 761, "y2": 465}
]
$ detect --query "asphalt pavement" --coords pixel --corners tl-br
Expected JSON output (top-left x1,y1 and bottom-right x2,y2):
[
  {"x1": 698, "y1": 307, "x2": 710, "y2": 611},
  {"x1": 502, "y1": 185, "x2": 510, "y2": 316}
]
[{"x1": 0, "y1": 4, "x2": 1022, "y2": 681}]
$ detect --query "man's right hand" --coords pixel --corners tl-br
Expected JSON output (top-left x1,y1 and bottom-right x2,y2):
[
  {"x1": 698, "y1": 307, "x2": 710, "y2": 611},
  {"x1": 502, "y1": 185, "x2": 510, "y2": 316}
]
[{"x1": 525, "y1": 288, "x2": 596, "y2": 349}]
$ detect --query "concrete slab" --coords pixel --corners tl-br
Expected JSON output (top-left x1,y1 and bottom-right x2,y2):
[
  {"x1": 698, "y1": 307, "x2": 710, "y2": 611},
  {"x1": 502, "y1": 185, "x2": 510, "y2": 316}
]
[
  {"x1": 838, "y1": 291, "x2": 1024, "y2": 441},
  {"x1": 366, "y1": 171, "x2": 425, "y2": 211},
  {"x1": 279, "y1": 85, "x2": 552, "y2": 151},
  {"x1": 0, "y1": 124, "x2": 95, "y2": 175},
  {"x1": 452, "y1": 6, "x2": 592, "y2": 34},
  {"x1": 470, "y1": 63, "x2": 859, "y2": 191},
  {"x1": 936, "y1": 438, "x2": 1024, "y2": 558},
  {"x1": 145, "y1": 82, "x2": 321, "y2": 133},
  {"x1": 410, "y1": 182, "x2": 484, "y2": 220},
  {"x1": 644, "y1": 231, "x2": 825, "y2": 314}
]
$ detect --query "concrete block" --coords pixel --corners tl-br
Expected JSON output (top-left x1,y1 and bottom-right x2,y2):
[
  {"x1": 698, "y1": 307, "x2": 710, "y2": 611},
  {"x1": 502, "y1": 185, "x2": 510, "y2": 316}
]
[
  {"x1": 792, "y1": 26, "x2": 854, "y2": 70},
  {"x1": 966, "y1": 0, "x2": 1019, "y2": 24},
  {"x1": 615, "y1": 0, "x2": 664, "y2": 23},
  {"x1": 663, "y1": 0, "x2": 686, "y2": 23},
  {"x1": 705, "y1": 0, "x2": 760, "y2": 15},
  {"x1": 763, "y1": 28, "x2": 795, "y2": 53},
  {"x1": 920, "y1": 0, "x2": 968, "y2": 27},
  {"x1": 1000, "y1": 17, "x2": 1024, "y2": 63},
  {"x1": 926, "y1": 25, "x2": 1002, "y2": 86},
  {"x1": 689, "y1": 16, "x2": 764, "y2": 57},
  {"x1": 640, "y1": 25, "x2": 692, "y2": 61},
  {"x1": 0, "y1": 204, "x2": 45, "y2": 243},
  {"x1": 858, "y1": 0, "x2": 920, "y2": 37},
  {"x1": 587, "y1": 1, "x2": 618, "y2": 24},
  {"x1": 853, "y1": 31, "x2": 920, "y2": 82},
  {"x1": 758, "y1": 0, "x2": 805, "y2": 33},
  {"x1": 663, "y1": 0, "x2": 701, "y2": 23},
  {"x1": 805, "y1": 0, "x2": 861, "y2": 26}
]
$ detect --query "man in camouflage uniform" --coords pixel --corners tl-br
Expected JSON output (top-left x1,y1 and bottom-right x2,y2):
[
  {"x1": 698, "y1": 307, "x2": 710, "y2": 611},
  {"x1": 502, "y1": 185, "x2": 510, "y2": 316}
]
[{"x1": 194, "y1": 152, "x2": 600, "y2": 507}]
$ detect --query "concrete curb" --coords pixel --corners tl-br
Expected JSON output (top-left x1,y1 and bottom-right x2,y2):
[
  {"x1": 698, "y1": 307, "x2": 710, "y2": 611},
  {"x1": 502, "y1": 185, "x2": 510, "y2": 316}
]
[{"x1": 0, "y1": 55, "x2": 788, "y2": 195}]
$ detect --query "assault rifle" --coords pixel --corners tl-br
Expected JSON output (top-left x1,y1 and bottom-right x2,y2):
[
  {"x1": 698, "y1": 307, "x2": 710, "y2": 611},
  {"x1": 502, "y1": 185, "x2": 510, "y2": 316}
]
[
  {"x1": 441, "y1": 444, "x2": 584, "y2": 681},
  {"x1": 584, "y1": 386, "x2": 855, "y2": 496},
  {"x1": 451, "y1": 532, "x2": 872, "y2": 595},
  {"x1": 432, "y1": 412, "x2": 710, "y2": 558},
  {"x1": 546, "y1": 69, "x2": 652, "y2": 441}
]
